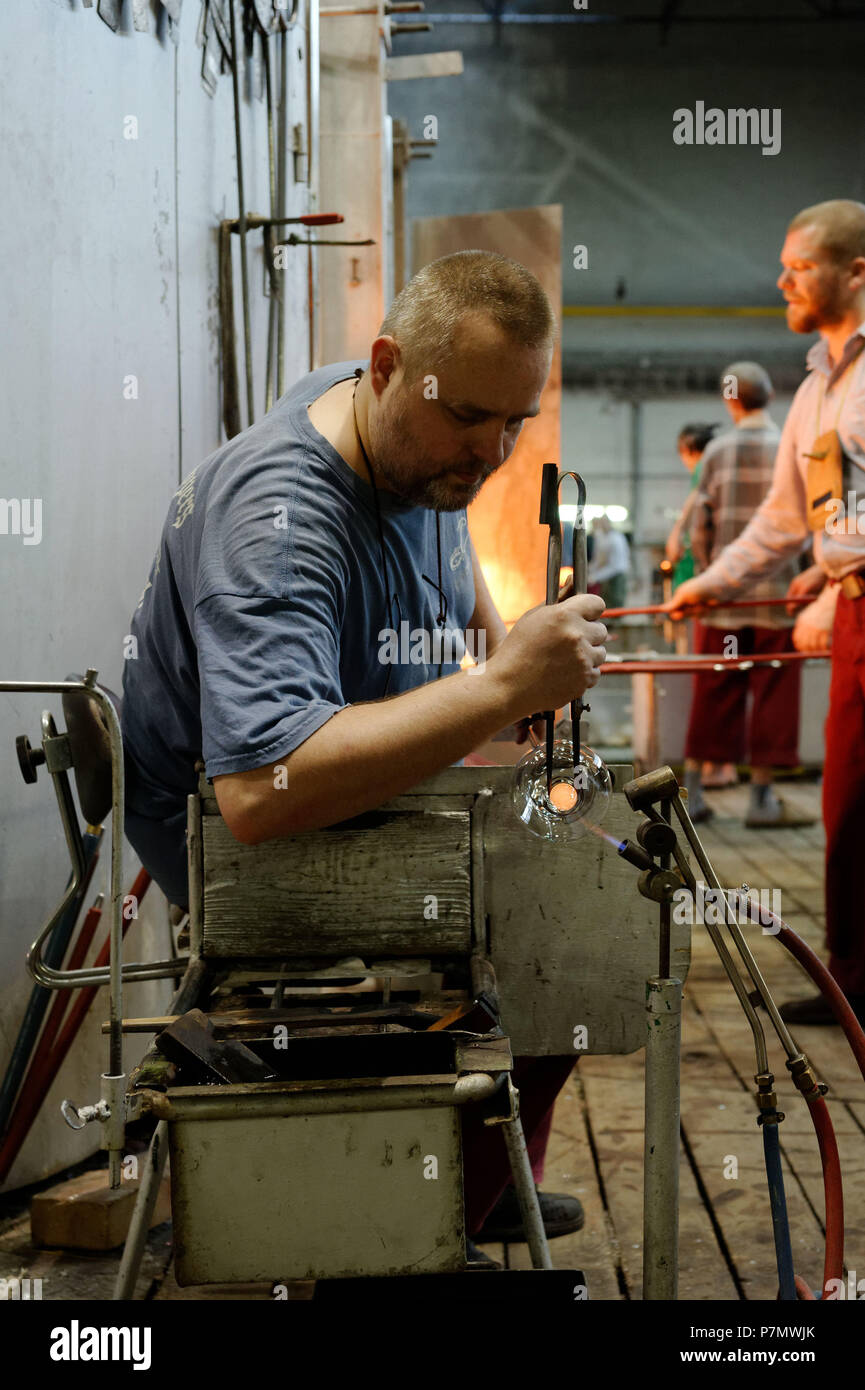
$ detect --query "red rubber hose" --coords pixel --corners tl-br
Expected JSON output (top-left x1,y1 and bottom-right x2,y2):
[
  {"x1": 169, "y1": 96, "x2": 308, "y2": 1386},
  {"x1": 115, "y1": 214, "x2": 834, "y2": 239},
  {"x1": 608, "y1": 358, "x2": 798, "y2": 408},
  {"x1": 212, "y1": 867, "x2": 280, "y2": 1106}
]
[
  {"x1": 0, "y1": 869, "x2": 151, "y2": 1184},
  {"x1": 744, "y1": 897, "x2": 861, "y2": 1298},
  {"x1": 748, "y1": 900, "x2": 865, "y2": 1083},
  {"x1": 36, "y1": 897, "x2": 104, "y2": 1057},
  {"x1": 807, "y1": 1094, "x2": 845, "y2": 1298}
]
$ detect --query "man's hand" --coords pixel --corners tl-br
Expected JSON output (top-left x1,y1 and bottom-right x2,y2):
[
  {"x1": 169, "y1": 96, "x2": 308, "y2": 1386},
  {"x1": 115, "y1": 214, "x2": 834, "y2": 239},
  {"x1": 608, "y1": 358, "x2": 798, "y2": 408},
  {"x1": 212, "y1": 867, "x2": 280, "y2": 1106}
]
[
  {"x1": 667, "y1": 577, "x2": 710, "y2": 616},
  {"x1": 792, "y1": 585, "x2": 837, "y2": 653},
  {"x1": 793, "y1": 618, "x2": 831, "y2": 653},
  {"x1": 786, "y1": 563, "x2": 826, "y2": 615},
  {"x1": 487, "y1": 593, "x2": 608, "y2": 721}
]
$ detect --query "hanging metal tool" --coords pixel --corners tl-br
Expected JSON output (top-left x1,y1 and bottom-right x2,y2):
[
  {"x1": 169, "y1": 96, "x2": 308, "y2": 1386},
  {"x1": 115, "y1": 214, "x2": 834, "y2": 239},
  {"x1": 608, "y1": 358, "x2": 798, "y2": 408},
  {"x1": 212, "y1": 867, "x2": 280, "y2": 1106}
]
[
  {"x1": 228, "y1": 0, "x2": 255, "y2": 429},
  {"x1": 275, "y1": 233, "x2": 375, "y2": 248},
  {"x1": 219, "y1": 212, "x2": 347, "y2": 438}
]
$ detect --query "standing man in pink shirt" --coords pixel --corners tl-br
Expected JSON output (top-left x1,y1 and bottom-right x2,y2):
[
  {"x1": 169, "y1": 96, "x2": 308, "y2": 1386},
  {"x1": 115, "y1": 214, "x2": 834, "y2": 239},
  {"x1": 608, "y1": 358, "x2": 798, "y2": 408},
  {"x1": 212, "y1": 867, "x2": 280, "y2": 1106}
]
[{"x1": 672, "y1": 200, "x2": 865, "y2": 1027}]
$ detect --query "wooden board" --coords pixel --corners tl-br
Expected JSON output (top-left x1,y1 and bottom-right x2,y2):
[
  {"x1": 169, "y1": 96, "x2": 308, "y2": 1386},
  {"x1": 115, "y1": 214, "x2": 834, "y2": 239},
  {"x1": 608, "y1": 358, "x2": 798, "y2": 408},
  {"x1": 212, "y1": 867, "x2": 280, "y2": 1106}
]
[{"x1": 202, "y1": 809, "x2": 472, "y2": 958}]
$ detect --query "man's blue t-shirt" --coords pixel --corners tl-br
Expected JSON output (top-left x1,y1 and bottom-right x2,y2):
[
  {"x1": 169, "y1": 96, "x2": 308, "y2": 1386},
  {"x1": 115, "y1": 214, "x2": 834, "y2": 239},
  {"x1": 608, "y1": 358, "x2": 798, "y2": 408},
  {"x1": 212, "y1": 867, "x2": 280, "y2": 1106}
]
[{"x1": 122, "y1": 360, "x2": 476, "y2": 905}]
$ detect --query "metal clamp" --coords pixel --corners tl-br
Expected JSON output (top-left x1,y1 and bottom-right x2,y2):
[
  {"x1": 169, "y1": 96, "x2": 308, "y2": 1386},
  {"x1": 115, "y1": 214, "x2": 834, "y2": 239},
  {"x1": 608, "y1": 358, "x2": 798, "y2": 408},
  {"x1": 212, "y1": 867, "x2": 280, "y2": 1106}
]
[{"x1": 61, "y1": 1097, "x2": 110, "y2": 1131}]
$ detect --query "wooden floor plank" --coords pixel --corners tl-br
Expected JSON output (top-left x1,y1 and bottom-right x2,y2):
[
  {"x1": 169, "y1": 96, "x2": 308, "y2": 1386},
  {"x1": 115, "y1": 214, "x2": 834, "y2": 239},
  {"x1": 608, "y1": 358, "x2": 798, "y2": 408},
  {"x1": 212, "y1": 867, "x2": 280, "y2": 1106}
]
[
  {"x1": 500, "y1": 1075, "x2": 624, "y2": 1297},
  {"x1": 581, "y1": 1048, "x2": 740, "y2": 1300}
]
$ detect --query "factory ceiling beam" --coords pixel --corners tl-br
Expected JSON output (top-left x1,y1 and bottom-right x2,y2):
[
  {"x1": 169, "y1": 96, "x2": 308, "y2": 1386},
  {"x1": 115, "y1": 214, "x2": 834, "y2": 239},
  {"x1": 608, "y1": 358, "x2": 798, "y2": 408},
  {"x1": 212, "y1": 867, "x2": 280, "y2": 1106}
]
[{"x1": 426, "y1": 8, "x2": 865, "y2": 23}]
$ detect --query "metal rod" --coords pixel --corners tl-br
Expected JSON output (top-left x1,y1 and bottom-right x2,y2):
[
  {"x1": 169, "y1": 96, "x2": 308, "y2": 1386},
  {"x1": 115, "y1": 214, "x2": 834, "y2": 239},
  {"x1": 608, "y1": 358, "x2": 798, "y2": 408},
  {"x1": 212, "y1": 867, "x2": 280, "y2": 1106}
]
[
  {"x1": 229, "y1": 0, "x2": 254, "y2": 427},
  {"x1": 422, "y1": 12, "x2": 863, "y2": 23},
  {"x1": 539, "y1": 464, "x2": 561, "y2": 792},
  {"x1": 560, "y1": 471, "x2": 588, "y2": 764},
  {"x1": 670, "y1": 798, "x2": 800, "y2": 1060},
  {"x1": 659, "y1": 803, "x2": 671, "y2": 979},
  {"x1": 274, "y1": 235, "x2": 374, "y2": 247},
  {"x1": 114, "y1": 959, "x2": 210, "y2": 1301},
  {"x1": 601, "y1": 652, "x2": 824, "y2": 675},
  {"x1": 264, "y1": 31, "x2": 278, "y2": 414},
  {"x1": 500, "y1": 1112, "x2": 553, "y2": 1270},
  {"x1": 306, "y1": 0, "x2": 321, "y2": 371},
  {"x1": 276, "y1": 23, "x2": 288, "y2": 398},
  {"x1": 642, "y1": 976, "x2": 681, "y2": 1300},
  {"x1": 113, "y1": 1120, "x2": 169, "y2": 1300},
  {"x1": 0, "y1": 680, "x2": 186, "y2": 995},
  {"x1": 139, "y1": 1072, "x2": 497, "y2": 1121},
  {"x1": 667, "y1": 808, "x2": 770, "y2": 1073},
  {"x1": 604, "y1": 597, "x2": 811, "y2": 619}
]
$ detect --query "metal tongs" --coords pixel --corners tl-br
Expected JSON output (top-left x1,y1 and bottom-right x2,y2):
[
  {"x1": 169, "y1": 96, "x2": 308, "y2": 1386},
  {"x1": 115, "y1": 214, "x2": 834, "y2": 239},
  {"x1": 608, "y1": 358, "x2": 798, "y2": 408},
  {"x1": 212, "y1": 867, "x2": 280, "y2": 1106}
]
[{"x1": 539, "y1": 464, "x2": 589, "y2": 792}]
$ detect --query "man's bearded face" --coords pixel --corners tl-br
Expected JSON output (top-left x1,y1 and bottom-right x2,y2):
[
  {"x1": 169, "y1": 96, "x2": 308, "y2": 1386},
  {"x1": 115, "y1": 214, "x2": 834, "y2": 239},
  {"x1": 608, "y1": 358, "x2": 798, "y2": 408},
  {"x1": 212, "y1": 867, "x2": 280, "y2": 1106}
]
[
  {"x1": 367, "y1": 318, "x2": 552, "y2": 511},
  {"x1": 777, "y1": 226, "x2": 855, "y2": 335}
]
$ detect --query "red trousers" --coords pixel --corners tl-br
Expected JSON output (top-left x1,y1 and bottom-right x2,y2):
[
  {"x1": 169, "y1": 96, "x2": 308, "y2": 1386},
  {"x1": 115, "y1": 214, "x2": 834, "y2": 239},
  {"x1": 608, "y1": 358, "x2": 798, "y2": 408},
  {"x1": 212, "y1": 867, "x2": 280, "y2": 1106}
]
[
  {"x1": 684, "y1": 623, "x2": 801, "y2": 766},
  {"x1": 824, "y1": 594, "x2": 865, "y2": 994},
  {"x1": 461, "y1": 1055, "x2": 575, "y2": 1236}
]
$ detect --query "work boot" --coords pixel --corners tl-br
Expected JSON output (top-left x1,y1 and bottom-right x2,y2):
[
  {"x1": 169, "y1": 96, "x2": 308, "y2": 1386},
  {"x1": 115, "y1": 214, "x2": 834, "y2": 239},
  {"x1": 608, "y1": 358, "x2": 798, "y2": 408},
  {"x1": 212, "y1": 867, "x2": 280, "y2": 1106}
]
[
  {"x1": 779, "y1": 993, "x2": 865, "y2": 1027},
  {"x1": 474, "y1": 1186, "x2": 585, "y2": 1244},
  {"x1": 745, "y1": 784, "x2": 815, "y2": 829},
  {"x1": 683, "y1": 767, "x2": 712, "y2": 823},
  {"x1": 464, "y1": 1239, "x2": 502, "y2": 1269}
]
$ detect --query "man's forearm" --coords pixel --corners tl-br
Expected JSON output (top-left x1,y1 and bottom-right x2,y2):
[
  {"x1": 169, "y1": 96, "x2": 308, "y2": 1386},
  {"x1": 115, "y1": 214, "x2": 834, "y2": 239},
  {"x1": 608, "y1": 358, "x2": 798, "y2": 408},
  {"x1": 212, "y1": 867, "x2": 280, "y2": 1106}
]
[
  {"x1": 467, "y1": 535, "x2": 508, "y2": 655},
  {"x1": 214, "y1": 663, "x2": 520, "y2": 843}
]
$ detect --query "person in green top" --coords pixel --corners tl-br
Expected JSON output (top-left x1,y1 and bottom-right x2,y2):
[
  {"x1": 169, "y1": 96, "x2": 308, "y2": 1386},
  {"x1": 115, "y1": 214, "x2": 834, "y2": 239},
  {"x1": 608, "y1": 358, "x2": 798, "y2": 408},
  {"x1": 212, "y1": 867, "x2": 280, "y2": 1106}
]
[
  {"x1": 667, "y1": 422, "x2": 721, "y2": 586},
  {"x1": 666, "y1": 420, "x2": 737, "y2": 791}
]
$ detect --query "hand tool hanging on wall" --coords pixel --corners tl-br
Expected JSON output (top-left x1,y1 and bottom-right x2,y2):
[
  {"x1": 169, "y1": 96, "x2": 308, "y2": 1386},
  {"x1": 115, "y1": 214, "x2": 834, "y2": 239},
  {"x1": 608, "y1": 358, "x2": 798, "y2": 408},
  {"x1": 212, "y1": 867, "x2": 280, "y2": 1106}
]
[
  {"x1": 92, "y1": 0, "x2": 183, "y2": 34},
  {"x1": 219, "y1": 212, "x2": 349, "y2": 439},
  {"x1": 228, "y1": 0, "x2": 255, "y2": 430}
]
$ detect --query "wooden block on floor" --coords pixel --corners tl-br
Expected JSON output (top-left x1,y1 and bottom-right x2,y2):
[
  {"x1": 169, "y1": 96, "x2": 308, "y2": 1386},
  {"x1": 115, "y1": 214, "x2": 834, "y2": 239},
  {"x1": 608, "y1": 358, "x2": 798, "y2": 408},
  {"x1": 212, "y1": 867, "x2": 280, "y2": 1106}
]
[{"x1": 31, "y1": 1168, "x2": 170, "y2": 1252}]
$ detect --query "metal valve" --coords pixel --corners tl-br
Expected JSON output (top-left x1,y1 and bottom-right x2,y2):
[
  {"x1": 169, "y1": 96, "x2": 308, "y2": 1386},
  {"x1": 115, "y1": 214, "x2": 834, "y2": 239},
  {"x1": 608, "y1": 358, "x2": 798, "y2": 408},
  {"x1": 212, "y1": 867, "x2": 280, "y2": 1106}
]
[
  {"x1": 61, "y1": 1097, "x2": 111, "y2": 1131},
  {"x1": 637, "y1": 867, "x2": 682, "y2": 904}
]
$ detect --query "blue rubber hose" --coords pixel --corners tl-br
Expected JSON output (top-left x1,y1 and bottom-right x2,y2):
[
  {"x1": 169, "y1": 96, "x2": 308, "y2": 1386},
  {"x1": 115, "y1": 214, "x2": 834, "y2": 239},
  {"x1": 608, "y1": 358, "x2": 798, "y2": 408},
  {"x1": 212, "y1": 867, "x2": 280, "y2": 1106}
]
[{"x1": 762, "y1": 1117, "x2": 797, "y2": 1301}]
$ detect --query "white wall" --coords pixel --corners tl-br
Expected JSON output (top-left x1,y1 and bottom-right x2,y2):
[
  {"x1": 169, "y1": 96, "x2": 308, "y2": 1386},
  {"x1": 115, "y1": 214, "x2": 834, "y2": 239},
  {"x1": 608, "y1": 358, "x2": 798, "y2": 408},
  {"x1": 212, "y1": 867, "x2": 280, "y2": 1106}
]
[
  {"x1": 562, "y1": 386, "x2": 796, "y2": 601},
  {"x1": 0, "y1": 0, "x2": 310, "y2": 1190}
]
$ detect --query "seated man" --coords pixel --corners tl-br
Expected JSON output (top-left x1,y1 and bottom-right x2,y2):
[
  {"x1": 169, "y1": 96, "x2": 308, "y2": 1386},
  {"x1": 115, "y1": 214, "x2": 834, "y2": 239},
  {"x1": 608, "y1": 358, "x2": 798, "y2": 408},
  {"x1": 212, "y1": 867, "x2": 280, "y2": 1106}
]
[{"x1": 121, "y1": 249, "x2": 608, "y2": 1262}]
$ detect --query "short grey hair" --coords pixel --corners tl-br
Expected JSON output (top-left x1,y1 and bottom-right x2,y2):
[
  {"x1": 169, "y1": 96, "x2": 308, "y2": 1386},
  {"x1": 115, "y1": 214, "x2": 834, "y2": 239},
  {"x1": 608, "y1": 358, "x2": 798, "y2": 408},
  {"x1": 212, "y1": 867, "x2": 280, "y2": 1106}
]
[
  {"x1": 379, "y1": 250, "x2": 557, "y2": 380},
  {"x1": 721, "y1": 361, "x2": 773, "y2": 411}
]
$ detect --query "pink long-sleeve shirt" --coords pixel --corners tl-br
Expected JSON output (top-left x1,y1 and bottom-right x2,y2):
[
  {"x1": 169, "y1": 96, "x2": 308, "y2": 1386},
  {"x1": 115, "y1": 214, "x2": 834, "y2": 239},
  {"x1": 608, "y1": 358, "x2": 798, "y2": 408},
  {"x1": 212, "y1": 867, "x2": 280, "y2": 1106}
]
[{"x1": 695, "y1": 324, "x2": 865, "y2": 599}]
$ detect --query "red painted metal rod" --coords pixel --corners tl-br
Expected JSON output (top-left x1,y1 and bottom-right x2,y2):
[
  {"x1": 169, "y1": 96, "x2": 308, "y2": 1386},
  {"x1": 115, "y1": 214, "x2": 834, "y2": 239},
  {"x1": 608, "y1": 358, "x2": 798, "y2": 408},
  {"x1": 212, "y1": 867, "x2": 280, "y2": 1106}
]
[{"x1": 603, "y1": 596, "x2": 812, "y2": 619}]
